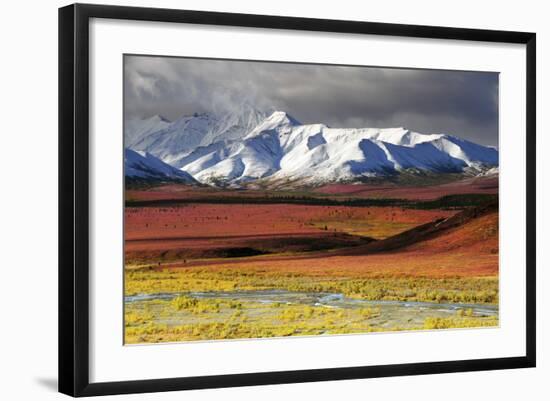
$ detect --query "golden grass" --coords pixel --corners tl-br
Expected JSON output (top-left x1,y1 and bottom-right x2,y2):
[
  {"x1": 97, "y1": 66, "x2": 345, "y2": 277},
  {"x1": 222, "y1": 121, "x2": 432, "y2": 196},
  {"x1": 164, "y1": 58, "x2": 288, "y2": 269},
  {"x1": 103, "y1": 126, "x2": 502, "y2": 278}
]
[
  {"x1": 124, "y1": 297, "x2": 498, "y2": 344},
  {"x1": 125, "y1": 267, "x2": 498, "y2": 305},
  {"x1": 423, "y1": 316, "x2": 498, "y2": 329}
]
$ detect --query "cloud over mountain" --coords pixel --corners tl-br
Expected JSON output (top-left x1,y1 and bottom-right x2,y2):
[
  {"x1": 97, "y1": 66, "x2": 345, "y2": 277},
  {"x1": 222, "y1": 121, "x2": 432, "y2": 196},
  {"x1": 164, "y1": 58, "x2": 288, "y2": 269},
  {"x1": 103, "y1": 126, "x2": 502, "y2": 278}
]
[{"x1": 124, "y1": 56, "x2": 498, "y2": 146}]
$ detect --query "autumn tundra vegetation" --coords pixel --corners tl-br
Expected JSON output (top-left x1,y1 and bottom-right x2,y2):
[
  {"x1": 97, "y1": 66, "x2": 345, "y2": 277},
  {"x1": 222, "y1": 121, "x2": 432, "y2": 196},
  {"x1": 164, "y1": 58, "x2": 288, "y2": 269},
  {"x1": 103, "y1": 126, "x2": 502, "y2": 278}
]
[{"x1": 124, "y1": 178, "x2": 499, "y2": 344}]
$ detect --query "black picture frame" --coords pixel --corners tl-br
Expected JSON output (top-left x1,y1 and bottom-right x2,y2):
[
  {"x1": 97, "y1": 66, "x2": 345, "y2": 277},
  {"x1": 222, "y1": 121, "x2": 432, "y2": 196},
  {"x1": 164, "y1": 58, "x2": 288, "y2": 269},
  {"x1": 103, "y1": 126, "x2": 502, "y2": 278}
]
[{"x1": 59, "y1": 3, "x2": 536, "y2": 397}]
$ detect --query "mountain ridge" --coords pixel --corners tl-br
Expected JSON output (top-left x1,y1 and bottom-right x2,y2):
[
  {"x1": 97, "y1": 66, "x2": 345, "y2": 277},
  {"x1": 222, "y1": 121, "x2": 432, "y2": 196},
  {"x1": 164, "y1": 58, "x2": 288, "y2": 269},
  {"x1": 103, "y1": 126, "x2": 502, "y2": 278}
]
[
  {"x1": 128, "y1": 105, "x2": 268, "y2": 165},
  {"x1": 124, "y1": 148, "x2": 197, "y2": 184},
  {"x1": 125, "y1": 109, "x2": 498, "y2": 188}
]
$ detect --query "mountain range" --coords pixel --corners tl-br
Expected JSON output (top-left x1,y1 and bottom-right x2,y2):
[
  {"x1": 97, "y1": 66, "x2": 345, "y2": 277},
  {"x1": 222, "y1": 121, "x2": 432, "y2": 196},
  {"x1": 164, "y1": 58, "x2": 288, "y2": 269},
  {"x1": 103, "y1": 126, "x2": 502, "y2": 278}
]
[{"x1": 124, "y1": 108, "x2": 498, "y2": 188}]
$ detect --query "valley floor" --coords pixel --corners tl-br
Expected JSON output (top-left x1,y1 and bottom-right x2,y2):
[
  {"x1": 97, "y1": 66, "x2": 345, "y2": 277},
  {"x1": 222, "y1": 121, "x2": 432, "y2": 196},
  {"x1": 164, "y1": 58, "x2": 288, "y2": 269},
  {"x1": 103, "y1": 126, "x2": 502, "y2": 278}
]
[{"x1": 124, "y1": 182, "x2": 499, "y2": 344}]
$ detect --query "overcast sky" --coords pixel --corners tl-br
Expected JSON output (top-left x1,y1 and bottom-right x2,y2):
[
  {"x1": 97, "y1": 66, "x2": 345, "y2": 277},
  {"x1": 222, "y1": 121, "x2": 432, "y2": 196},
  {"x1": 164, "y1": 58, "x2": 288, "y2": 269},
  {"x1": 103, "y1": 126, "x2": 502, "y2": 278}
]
[{"x1": 124, "y1": 55, "x2": 499, "y2": 146}]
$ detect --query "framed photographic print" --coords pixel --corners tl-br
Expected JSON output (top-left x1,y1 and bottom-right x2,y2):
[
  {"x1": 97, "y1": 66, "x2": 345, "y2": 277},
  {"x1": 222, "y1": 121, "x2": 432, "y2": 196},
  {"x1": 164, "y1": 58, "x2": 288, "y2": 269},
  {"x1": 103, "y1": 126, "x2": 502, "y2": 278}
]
[{"x1": 58, "y1": 3, "x2": 536, "y2": 397}]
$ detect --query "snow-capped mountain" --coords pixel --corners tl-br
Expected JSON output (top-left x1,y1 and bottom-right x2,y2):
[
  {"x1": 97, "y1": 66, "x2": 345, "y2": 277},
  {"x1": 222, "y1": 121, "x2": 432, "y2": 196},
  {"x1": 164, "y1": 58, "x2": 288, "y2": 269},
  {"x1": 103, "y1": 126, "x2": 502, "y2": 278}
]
[
  {"x1": 124, "y1": 108, "x2": 498, "y2": 188},
  {"x1": 128, "y1": 105, "x2": 267, "y2": 165},
  {"x1": 175, "y1": 111, "x2": 498, "y2": 187},
  {"x1": 125, "y1": 114, "x2": 172, "y2": 148},
  {"x1": 124, "y1": 148, "x2": 197, "y2": 183}
]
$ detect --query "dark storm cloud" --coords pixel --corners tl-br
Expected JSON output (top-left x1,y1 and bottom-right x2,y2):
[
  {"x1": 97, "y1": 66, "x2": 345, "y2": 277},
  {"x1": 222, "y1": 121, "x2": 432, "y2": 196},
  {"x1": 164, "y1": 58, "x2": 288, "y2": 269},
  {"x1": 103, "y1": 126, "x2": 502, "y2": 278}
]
[{"x1": 124, "y1": 55, "x2": 498, "y2": 146}]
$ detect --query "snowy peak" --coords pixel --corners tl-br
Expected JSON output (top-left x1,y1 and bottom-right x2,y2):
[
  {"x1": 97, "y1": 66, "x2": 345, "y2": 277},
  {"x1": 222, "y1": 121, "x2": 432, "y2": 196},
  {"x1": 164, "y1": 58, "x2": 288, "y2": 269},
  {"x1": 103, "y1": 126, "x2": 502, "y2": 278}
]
[
  {"x1": 266, "y1": 110, "x2": 301, "y2": 126},
  {"x1": 245, "y1": 111, "x2": 301, "y2": 139},
  {"x1": 128, "y1": 106, "x2": 269, "y2": 165},
  {"x1": 208, "y1": 107, "x2": 268, "y2": 144},
  {"x1": 125, "y1": 114, "x2": 172, "y2": 147}
]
